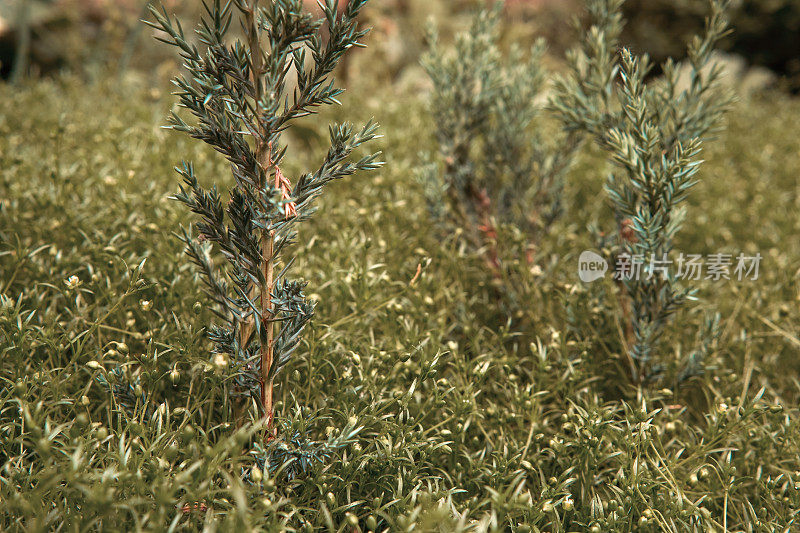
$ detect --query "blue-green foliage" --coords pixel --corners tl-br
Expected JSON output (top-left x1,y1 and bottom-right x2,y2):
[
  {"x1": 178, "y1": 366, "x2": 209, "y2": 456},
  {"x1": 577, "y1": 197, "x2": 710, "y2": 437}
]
[
  {"x1": 552, "y1": 0, "x2": 733, "y2": 381},
  {"x1": 420, "y1": 5, "x2": 579, "y2": 273},
  {"x1": 145, "y1": 0, "x2": 381, "y2": 416}
]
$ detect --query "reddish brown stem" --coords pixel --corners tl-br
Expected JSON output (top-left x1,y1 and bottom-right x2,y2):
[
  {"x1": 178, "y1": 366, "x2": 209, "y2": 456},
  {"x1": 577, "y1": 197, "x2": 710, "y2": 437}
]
[
  {"x1": 618, "y1": 217, "x2": 639, "y2": 382},
  {"x1": 261, "y1": 230, "x2": 275, "y2": 434},
  {"x1": 243, "y1": 0, "x2": 277, "y2": 435},
  {"x1": 473, "y1": 187, "x2": 501, "y2": 278}
]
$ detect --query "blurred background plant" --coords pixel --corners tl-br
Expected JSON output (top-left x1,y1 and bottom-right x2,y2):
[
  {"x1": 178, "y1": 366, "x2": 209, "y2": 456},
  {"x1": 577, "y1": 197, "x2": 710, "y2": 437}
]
[
  {"x1": 419, "y1": 5, "x2": 579, "y2": 282},
  {"x1": 551, "y1": 0, "x2": 733, "y2": 385},
  {"x1": 1, "y1": 0, "x2": 797, "y2": 91}
]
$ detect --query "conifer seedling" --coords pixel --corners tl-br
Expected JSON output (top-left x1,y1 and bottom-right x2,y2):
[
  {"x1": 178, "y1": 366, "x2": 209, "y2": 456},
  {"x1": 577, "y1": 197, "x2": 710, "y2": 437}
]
[
  {"x1": 551, "y1": 0, "x2": 732, "y2": 382},
  {"x1": 147, "y1": 0, "x2": 381, "y2": 433},
  {"x1": 420, "y1": 5, "x2": 580, "y2": 277}
]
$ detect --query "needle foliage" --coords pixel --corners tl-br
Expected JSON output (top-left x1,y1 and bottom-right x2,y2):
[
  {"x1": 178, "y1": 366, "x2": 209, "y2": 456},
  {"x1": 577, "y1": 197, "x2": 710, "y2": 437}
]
[
  {"x1": 551, "y1": 0, "x2": 734, "y2": 383},
  {"x1": 419, "y1": 5, "x2": 580, "y2": 277},
  {"x1": 146, "y1": 0, "x2": 381, "y2": 433}
]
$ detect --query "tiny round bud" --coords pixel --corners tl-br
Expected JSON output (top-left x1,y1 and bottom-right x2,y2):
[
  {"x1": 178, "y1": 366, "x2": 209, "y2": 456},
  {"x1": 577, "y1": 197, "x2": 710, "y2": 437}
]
[
  {"x1": 37, "y1": 438, "x2": 51, "y2": 455},
  {"x1": 213, "y1": 353, "x2": 228, "y2": 370},
  {"x1": 64, "y1": 275, "x2": 81, "y2": 290},
  {"x1": 563, "y1": 497, "x2": 574, "y2": 511},
  {"x1": 193, "y1": 302, "x2": 203, "y2": 315},
  {"x1": 181, "y1": 425, "x2": 195, "y2": 443},
  {"x1": 164, "y1": 442, "x2": 179, "y2": 461},
  {"x1": 251, "y1": 466, "x2": 263, "y2": 483}
]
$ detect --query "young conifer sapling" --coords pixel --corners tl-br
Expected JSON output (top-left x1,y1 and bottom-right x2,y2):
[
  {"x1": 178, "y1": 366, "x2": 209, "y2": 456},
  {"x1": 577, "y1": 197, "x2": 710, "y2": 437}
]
[
  {"x1": 420, "y1": 5, "x2": 580, "y2": 278},
  {"x1": 147, "y1": 0, "x2": 381, "y2": 434},
  {"x1": 551, "y1": 0, "x2": 732, "y2": 382}
]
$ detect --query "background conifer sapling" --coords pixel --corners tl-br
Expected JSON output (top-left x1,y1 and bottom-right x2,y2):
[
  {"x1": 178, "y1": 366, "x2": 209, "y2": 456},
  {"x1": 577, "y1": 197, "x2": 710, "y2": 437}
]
[
  {"x1": 552, "y1": 0, "x2": 733, "y2": 382},
  {"x1": 147, "y1": 0, "x2": 381, "y2": 434},
  {"x1": 420, "y1": 5, "x2": 580, "y2": 278}
]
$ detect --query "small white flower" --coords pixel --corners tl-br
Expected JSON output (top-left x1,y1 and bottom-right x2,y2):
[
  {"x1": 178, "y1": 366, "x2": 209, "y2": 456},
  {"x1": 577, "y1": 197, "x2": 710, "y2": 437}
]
[
  {"x1": 139, "y1": 299, "x2": 152, "y2": 311},
  {"x1": 64, "y1": 276, "x2": 81, "y2": 290}
]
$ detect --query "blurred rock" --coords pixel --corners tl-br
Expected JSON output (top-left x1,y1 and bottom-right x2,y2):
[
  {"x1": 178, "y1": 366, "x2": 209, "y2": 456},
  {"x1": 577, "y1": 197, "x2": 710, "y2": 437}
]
[
  {"x1": 621, "y1": 0, "x2": 800, "y2": 92},
  {"x1": 740, "y1": 66, "x2": 779, "y2": 97},
  {"x1": 674, "y1": 52, "x2": 777, "y2": 97},
  {"x1": 496, "y1": 0, "x2": 581, "y2": 56},
  {"x1": 0, "y1": 0, "x2": 176, "y2": 79}
]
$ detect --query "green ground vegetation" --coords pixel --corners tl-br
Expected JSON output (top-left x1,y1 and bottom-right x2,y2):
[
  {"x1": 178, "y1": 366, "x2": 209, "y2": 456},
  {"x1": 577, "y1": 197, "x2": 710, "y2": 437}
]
[{"x1": 1, "y1": 52, "x2": 800, "y2": 531}]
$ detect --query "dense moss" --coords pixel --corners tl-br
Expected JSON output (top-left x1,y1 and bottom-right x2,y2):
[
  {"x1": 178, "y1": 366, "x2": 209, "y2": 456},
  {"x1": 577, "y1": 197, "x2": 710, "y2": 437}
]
[{"x1": 1, "y1": 69, "x2": 800, "y2": 530}]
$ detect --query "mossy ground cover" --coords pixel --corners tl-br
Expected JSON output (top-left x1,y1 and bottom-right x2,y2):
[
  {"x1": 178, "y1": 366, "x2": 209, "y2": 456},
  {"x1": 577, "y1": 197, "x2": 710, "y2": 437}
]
[{"x1": 1, "y1": 72, "x2": 800, "y2": 531}]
